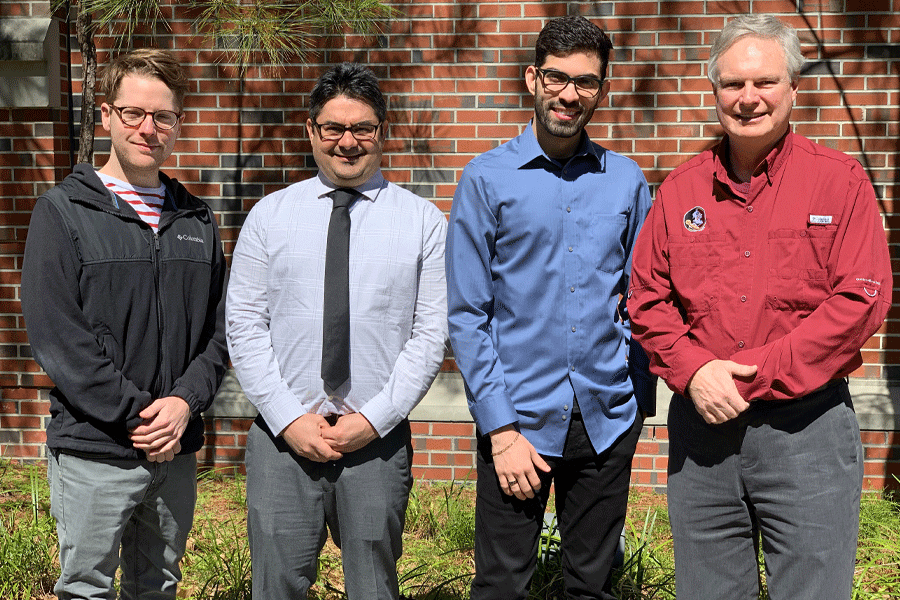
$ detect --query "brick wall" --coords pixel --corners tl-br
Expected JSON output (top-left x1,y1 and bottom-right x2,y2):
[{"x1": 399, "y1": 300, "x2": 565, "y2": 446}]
[
  {"x1": 1, "y1": 0, "x2": 899, "y2": 492},
  {"x1": 191, "y1": 417, "x2": 899, "y2": 493}
]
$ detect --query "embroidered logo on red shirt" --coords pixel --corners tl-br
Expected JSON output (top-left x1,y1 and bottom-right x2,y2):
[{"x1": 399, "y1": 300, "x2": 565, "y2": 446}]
[{"x1": 683, "y1": 207, "x2": 706, "y2": 232}]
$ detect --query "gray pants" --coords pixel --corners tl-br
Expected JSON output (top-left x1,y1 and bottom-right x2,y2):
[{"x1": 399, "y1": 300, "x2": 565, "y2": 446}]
[
  {"x1": 667, "y1": 382, "x2": 863, "y2": 600},
  {"x1": 48, "y1": 451, "x2": 197, "y2": 600},
  {"x1": 246, "y1": 417, "x2": 413, "y2": 600}
]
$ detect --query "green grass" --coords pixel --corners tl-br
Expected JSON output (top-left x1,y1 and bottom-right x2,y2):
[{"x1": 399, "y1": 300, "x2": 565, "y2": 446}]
[
  {"x1": 854, "y1": 488, "x2": 900, "y2": 599},
  {"x1": 0, "y1": 461, "x2": 57, "y2": 599},
  {"x1": 1, "y1": 460, "x2": 898, "y2": 600}
]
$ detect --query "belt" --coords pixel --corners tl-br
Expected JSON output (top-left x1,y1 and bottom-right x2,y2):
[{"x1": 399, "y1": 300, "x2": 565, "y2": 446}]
[{"x1": 808, "y1": 378, "x2": 846, "y2": 396}]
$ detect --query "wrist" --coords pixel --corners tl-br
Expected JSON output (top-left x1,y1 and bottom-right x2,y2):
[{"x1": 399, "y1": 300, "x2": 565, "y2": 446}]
[{"x1": 490, "y1": 431, "x2": 520, "y2": 456}]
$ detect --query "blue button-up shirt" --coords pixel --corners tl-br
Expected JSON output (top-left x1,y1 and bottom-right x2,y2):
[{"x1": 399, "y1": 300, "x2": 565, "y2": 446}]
[{"x1": 447, "y1": 123, "x2": 654, "y2": 457}]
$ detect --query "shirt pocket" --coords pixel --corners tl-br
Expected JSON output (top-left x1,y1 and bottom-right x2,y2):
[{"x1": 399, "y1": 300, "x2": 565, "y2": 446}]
[
  {"x1": 94, "y1": 322, "x2": 124, "y2": 370},
  {"x1": 765, "y1": 227, "x2": 835, "y2": 312},
  {"x1": 667, "y1": 233, "x2": 728, "y2": 315},
  {"x1": 591, "y1": 214, "x2": 627, "y2": 274}
]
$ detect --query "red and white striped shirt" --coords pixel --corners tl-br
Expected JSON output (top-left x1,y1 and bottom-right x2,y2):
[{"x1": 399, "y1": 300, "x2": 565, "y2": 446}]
[{"x1": 98, "y1": 172, "x2": 165, "y2": 231}]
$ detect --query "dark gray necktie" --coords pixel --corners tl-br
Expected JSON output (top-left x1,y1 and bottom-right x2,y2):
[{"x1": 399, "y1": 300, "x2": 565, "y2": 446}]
[{"x1": 321, "y1": 188, "x2": 357, "y2": 390}]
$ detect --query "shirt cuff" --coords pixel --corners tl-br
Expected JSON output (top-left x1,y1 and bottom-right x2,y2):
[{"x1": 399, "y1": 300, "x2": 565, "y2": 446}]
[
  {"x1": 468, "y1": 390, "x2": 519, "y2": 436},
  {"x1": 358, "y1": 392, "x2": 405, "y2": 438},
  {"x1": 668, "y1": 347, "x2": 720, "y2": 396},
  {"x1": 255, "y1": 390, "x2": 307, "y2": 438}
]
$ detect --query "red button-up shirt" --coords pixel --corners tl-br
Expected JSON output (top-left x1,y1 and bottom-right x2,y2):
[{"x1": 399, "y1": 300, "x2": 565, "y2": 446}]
[{"x1": 628, "y1": 131, "x2": 892, "y2": 401}]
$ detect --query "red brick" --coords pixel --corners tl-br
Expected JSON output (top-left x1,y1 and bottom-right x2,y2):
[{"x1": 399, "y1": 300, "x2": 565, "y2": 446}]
[
  {"x1": 430, "y1": 422, "x2": 475, "y2": 437},
  {"x1": 410, "y1": 422, "x2": 431, "y2": 435},
  {"x1": 18, "y1": 401, "x2": 49, "y2": 415},
  {"x1": 631, "y1": 456, "x2": 654, "y2": 469},
  {"x1": 212, "y1": 447, "x2": 245, "y2": 461},
  {"x1": 413, "y1": 467, "x2": 453, "y2": 481},
  {"x1": 22, "y1": 430, "x2": 47, "y2": 443},
  {"x1": 0, "y1": 443, "x2": 41, "y2": 458},
  {"x1": 430, "y1": 452, "x2": 449, "y2": 466},
  {"x1": 454, "y1": 468, "x2": 478, "y2": 482},
  {"x1": 425, "y1": 437, "x2": 453, "y2": 451},
  {"x1": 0, "y1": 415, "x2": 42, "y2": 429},
  {"x1": 631, "y1": 471, "x2": 652, "y2": 485},
  {"x1": 450, "y1": 453, "x2": 474, "y2": 467},
  {"x1": 635, "y1": 441, "x2": 659, "y2": 455},
  {"x1": 863, "y1": 476, "x2": 887, "y2": 491},
  {"x1": 860, "y1": 431, "x2": 888, "y2": 445}
]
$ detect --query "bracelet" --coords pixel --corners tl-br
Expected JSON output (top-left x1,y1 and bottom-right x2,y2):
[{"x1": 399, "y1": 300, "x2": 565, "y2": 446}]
[{"x1": 491, "y1": 432, "x2": 520, "y2": 456}]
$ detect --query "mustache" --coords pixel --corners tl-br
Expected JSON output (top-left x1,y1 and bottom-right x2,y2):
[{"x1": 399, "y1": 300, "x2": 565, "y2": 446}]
[{"x1": 549, "y1": 103, "x2": 583, "y2": 113}]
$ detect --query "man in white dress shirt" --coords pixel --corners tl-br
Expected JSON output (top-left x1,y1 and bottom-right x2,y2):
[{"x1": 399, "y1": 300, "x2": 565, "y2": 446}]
[{"x1": 226, "y1": 62, "x2": 448, "y2": 599}]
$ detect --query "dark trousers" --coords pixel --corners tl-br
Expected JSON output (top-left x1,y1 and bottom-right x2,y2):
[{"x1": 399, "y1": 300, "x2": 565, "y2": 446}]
[
  {"x1": 667, "y1": 382, "x2": 863, "y2": 600},
  {"x1": 470, "y1": 412, "x2": 643, "y2": 600}
]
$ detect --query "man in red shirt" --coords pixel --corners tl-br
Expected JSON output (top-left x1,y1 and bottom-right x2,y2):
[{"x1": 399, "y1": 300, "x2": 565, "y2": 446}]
[{"x1": 628, "y1": 14, "x2": 891, "y2": 600}]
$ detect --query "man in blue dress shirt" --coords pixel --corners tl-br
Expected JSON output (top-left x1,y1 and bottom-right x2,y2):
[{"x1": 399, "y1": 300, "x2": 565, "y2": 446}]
[{"x1": 447, "y1": 16, "x2": 654, "y2": 600}]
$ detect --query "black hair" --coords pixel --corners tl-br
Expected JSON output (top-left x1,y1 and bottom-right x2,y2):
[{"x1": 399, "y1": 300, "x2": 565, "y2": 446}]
[
  {"x1": 535, "y1": 16, "x2": 613, "y2": 80},
  {"x1": 309, "y1": 62, "x2": 387, "y2": 123}
]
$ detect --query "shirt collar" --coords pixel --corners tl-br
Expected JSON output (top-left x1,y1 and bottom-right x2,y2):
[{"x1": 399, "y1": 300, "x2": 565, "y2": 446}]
[
  {"x1": 713, "y1": 129, "x2": 793, "y2": 197},
  {"x1": 518, "y1": 120, "x2": 605, "y2": 171},
  {"x1": 315, "y1": 170, "x2": 385, "y2": 203}
]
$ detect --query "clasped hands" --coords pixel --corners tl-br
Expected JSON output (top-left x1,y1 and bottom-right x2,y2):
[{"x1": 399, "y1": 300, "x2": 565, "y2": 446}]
[
  {"x1": 129, "y1": 396, "x2": 191, "y2": 463},
  {"x1": 281, "y1": 412, "x2": 378, "y2": 462},
  {"x1": 687, "y1": 359, "x2": 757, "y2": 425}
]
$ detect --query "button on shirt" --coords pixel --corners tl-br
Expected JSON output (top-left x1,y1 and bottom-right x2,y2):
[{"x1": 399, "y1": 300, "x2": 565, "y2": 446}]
[
  {"x1": 447, "y1": 123, "x2": 654, "y2": 457},
  {"x1": 628, "y1": 131, "x2": 892, "y2": 401},
  {"x1": 226, "y1": 171, "x2": 448, "y2": 438}
]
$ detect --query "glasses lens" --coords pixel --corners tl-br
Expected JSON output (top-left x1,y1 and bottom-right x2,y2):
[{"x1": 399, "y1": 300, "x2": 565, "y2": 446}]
[
  {"x1": 541, "y1": 70, "x2": 569, "y2": 89},
  {"x1": 349, "y1": 124, "x2": 377, "y2": 140},
  {"x1": 119, "y1": 107, "x2": 147, "y2": 126},
  {"x1": 320, "y1": 124, "x2": 347, "y2": 140},
  {"x1": 154, "y1": 111, "x2": 180, "y2": 129},
  {"x1": 573, "y1": 77, "x2": 601, "y2": 96}
]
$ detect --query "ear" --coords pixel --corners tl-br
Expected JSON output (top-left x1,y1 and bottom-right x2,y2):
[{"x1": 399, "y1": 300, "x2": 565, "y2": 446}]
[
  {"x1": 100, "y1": 103, "x2": 112, "y2": 133},
  {"x1": 790, "y1": 78, "x2": 799, "y2": 104},
  {"x1": 306, "y1": 118, "x2": 315, "y2": 140},
  {"x1": 525, "y1": 65, "x2": 538, "y2": 95},
  {"x1": 597, "y1": 79, "x2": 611, "y2": 104}
]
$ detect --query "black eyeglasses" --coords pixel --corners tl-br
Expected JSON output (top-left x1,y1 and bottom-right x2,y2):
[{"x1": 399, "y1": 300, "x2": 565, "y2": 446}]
[
  {"x1": 312, "y1": 120, "x2": 382, "y2": 142},
  {"x1": 110, "y1": 105, "x2": 183, "y2": 130},
  {"x1": 534, "y1": 68, "x2": 605, "y2": 98}
]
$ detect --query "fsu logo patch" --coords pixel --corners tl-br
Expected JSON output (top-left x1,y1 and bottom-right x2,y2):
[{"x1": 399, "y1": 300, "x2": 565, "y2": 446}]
[{"x1": 683, "y1": 206, "x2": 707, "y2": 232}]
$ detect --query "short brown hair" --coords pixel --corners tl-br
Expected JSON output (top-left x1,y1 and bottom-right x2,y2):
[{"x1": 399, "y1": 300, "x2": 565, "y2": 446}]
[{"x1": 100, "y1": 49, "x2": 189, "y2": 110}]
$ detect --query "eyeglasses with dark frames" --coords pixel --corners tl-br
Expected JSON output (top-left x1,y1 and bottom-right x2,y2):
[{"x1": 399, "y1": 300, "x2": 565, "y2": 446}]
[
  {"x1": 110, "y1": 105, "x2": 183, "y2": 130},
  {"x1": 312, "y1": 120, "x2": 382, "y2": 142},
  {"x1": 534, "y1": 68, "x2": 604, "y2": 98}
]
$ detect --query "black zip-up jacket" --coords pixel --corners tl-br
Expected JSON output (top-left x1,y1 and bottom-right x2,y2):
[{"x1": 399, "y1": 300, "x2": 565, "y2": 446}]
[{"x1": 21, "y1": 164, "x2": 228, "y2": 458}]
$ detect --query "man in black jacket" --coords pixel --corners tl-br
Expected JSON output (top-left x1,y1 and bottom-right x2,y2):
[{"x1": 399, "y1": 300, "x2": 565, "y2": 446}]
[{"x1": 20, "y1": 49, "x2": 228, "y2": 599}]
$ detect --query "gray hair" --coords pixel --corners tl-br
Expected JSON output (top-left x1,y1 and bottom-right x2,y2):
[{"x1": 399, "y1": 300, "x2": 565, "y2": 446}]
[{"x1": 707, "y1": 14, "x2": 804, "y2": 87}]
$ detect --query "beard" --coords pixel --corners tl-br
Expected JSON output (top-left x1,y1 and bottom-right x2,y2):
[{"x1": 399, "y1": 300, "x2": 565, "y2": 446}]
[{"x1": 533, "y1": 95, "x2": 595, "y2": 138}]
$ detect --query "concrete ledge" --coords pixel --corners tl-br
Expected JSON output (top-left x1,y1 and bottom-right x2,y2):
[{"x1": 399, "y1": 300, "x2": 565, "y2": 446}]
[
  {"x1": 209, "y1": 369, "x2": 900, "y2": 432},
  {"x1": 0, "y1": 17, "x2": 58, "y2": 108},
  {"x1": 205, "y1": 369, "x2": 473, "y2": 421},
  {"x1": 0, "y1": 18, "x2": 52, "y2": 61},
  {"x1": 205, "y1": 370, "x2": 255, "y2": 418},
  {"x1": 847, "y1": 378, "x2": 900, "y2": 431}
]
